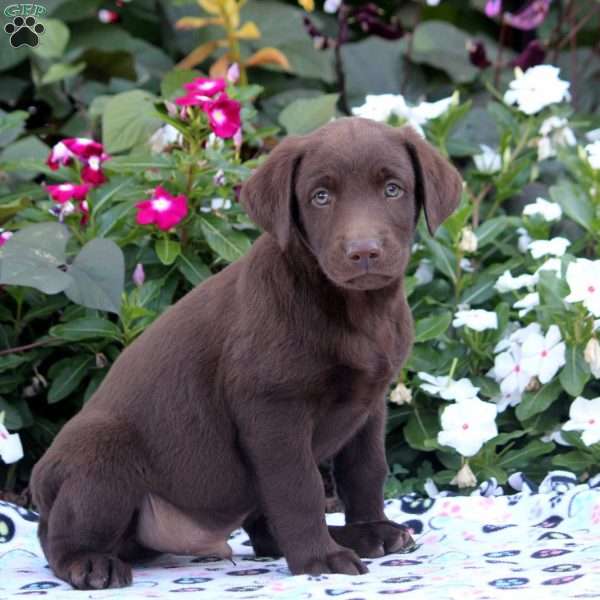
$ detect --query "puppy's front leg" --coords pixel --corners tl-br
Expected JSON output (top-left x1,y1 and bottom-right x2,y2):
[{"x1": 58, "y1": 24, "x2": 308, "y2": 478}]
[
  {"x1": 238, "y1": 404, "x2": 367, "y2": 576},
  {"x1": 331, "y1": 406, "x2": 415, "y2": 557}
]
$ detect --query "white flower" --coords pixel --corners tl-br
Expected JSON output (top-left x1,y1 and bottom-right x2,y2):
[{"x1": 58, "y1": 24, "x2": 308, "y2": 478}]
[
  {"x1": 535, "y1": 257, "x2": 562, "y2": 278},
  {"x1": 585, "y1": 141, "x2": 600, "y2": 170},
  {"x1": 586, "y1": 129, "x2": 600, "y2": 143},
  {"x1": 453, "y1": 309, "x2": 498, "y2": 332},
  {"x1": 324, "y1": 0, "x2": 342, "y2": 12},
  {"x1": 352, "y1": 93, "x2": 454, "y2": 136},
  {"x1": 565, "y1": 258, "x2": 600, "y2": 317},
  {"x1": 517, "y1": 227, "x2": 532, "y2": 253},
  {"x1": 522, "y1": 197, "x2": 562, "y2": 222},
  {"x1": 493, "y1": 346, "x2": 532, "y2": 394},
  {"x1": 426, "y1": 0, "x2": 441, "y2": 4},
  {"x1": 460, "y1": 258, "x2": 475, "y2": 273},
  {"x1": 584, "y1": 338, "x2": 600, "y2": 378},
  {"x1": 414, "y1": 259, "x2": 434, "y2": 285},
  {"x1": 521, "y1": 324, "x2": 566, "y2": 384},
  {"x1": 0, "y1": 423, "x2": 23, "y2": 464},
  {"x1": 494, "y1": 388, "x2": 522, "y2": 413},
  {"x1": 495, "y1": 270, "x2": 538, "y2": 293},
  {"x1": 541, "y1": 427, "x2": 571, "y2": 446},
  {"x1": 503, "y1": 65, "x2": 570, "y2": 115},
  {"x1": 438, "y1": 398, "x2": 498, "y2": 457},
  {"x1": 149, "y1": 124, "x2": 182, "y2": 154},
  {"x1": 418, "y1": 372, "x2": 479, "y2": 402},
  {"x1": 459, "y1": 227, "x2": 478, "y2": 253},
  {"x1": 562, "y1": 396, "x2": 600, "y2": 446},
  {"x1": 494, "y1": 322, "x2": 542, "y2": 353},
  {"x1": 473, "y1": 144, "x2": 501, "y2": 174},
  {"x1": 200, "y1": 197, "x2": 232, "y2": 213},
  {"x1": 528, "y1": 237, "x2": 571, "y2": 259},
  {"x1": 389, "y1": 382, "x2": 412, "y2": 405},
  {"x1": 513, "y1": 291, "x2": 540, "y2": 317},
  {"x1": 537, "y1": 116, "x2": 576, "y2": 161},
  {"x1": 450, "y1": 462, "x2": 477, "y2": 488}
]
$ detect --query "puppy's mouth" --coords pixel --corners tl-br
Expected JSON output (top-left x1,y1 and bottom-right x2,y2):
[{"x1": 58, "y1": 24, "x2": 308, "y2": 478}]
[{"x1": 341, "y1": 273, "x2": 394, "y2": 290}]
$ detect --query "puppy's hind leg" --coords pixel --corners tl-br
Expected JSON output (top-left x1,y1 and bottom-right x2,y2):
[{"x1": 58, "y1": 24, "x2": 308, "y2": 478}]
[{"x1": 44, "y1": 474, "x2": 141, "y2": 589}]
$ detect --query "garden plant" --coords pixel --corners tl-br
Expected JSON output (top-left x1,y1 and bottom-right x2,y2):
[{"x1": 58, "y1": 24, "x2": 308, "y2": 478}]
[{"x1": 0, "y1": 0, "x2": 599, "y2": 501}]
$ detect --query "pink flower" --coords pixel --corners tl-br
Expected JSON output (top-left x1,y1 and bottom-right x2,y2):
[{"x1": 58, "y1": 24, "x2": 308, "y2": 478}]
[
  {"x1": 81, "y1": 155, "x2": 107, "y2": 186},
  {"x1": 504, "y1": 0, "x2": 551, "y2": 30},
  {"x1": 62, "y1": 138, "x2": 105, "y2": 160},
  {"x1": 46, "y1": 182, "x2": 91, "y2": 203},
  {"x1": 135, "y1": 186, "x2": 188, "y2": 231},
  {"x1": 485, "y1": 0, "x2": 502, "y2": 17},
  {"x1": 0, "y1": 230, "x2": 13, "y2": 247},
  {"x1": 174, "y1": 92, "x2": 213, "y2": 108},
  {"x1": 98, "y1": 8, "x2": 120, "y2": 23},
  {"x1": 204, "y1": 94, "x2": 241, "y2": 139},
  {"x1": 183, "y1": 77, "x2": 226, "y2": 97},
  {"x1": 46, "y1": 141, "x2": 74, "y2": 170}
]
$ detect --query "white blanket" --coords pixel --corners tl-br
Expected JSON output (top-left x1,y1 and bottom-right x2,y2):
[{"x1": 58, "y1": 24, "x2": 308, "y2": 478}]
[{"x1": 1, "y1": 471, "x2": 599, "y2": 599}]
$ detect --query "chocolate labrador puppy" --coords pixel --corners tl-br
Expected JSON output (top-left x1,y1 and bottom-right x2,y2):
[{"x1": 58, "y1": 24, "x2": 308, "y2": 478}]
[{"x1": 31, "y1": 117, "x2": 461, "y2": 589}]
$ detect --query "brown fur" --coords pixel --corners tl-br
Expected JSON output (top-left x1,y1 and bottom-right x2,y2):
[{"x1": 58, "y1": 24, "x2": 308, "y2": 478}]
[{"x1": 30, "y1": 118, "x2": 462, "y2": 589}]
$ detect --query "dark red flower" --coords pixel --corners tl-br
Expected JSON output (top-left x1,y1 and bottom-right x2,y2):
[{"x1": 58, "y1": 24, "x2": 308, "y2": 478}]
[
  {"x1": 511, "y1": 40, "x2": 546, "y2": 70},
  {"x1": 467, "y1": 40, "x2": 491, "y2": 69},
  {"x1": 351, "y1": 4, "x2": 403, "y2": 40}
]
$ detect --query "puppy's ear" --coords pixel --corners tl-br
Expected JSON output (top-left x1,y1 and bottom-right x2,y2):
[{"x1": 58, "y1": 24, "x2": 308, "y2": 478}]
[
  {"x1": 401, "y1": 126, "x2": 463, "y2": 235},
  {"x1": 240, "y1": 136, "x2": 305, "y2": 250}
]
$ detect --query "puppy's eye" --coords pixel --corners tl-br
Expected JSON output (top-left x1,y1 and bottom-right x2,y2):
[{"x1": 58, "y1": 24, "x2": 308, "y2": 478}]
[
  {"x1": 312, "y1": 189, "x2": 330, "y2": 207},
  {"x1": 384, "y1": 182, "x2": 404, "y2": 199}
]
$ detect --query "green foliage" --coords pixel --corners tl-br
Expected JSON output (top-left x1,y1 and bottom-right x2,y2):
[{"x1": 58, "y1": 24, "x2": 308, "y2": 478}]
[{"x1": 1, "y1": 0, "x2": 599, "y2": 497}]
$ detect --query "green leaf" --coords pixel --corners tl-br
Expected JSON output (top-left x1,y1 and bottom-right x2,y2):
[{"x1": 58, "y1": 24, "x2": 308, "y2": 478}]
[
  {"x1": 552, "y1": 450, "x2": 594, "y2": 472},
  {"x1": 475, "y1": 217, "x2": 516, "y2": 247},
  {"x1": 199, "y1": 215, "x2": 252, "y2": 263},
  {"x1": 0, "y1": 222, "x2": 72, "y2": 294},
  {"x1": 0, "y1": 110, "x2": 28, "y2": 147},
  {"x1": 537, "y1": 270, "x2": 569, "y2": 313},
  {"x1": 460, "y1": 275, "x2": 497, "y2": 306},
  {"x1": 178, "y1": 251, "x2": 211, "y2": 286},
  {"x1": 50, "y1": 317, "x2": 121, "y2": 342},
  {"x1": 161, "y1": 68, "x2": 202, "y2": 99},
  {"x1": 102, "y1": 90, "x2": 162, "y2": 154},
  {"x1": 422, "y1": 236, "x2": 457, "y2": 283},
  {"x1": 414, "y1": 312, "x2": 452, "y2": 343},
  {"x1": 497, "y1": 440, "x2": 555, "y2": 470},
  {"x1": 48, "y1": 355, "x2": 93, "y2": 404},
  {"x1": 0, "y1": 355, "x2": 30, "y2": 373},
  {"x1": 488, "y1": 430, "x2": 526, "y2": 448},
  {"x1": 33, "y1": 18, "x2": 70, "y2": 59},
  {"x1": 516, "y1": 379, "x2": 562, "y2": 422},
  {"x1": 549, "y1": 180, "x2": 594, "y2": 232},
  {"x1": 0, "y1": 136, "x2": 49, "y2": 180},
  {"x1": 155, "y1": 238, "x2": 181, "y2": 266},
  {"x1": 41, "y1": 62, "x2": 86, "y2": 85},
  {"x1": 411, "y1": 21, "x2": 479, "y2": 83},
  {"x1": 279, "y1": 94, "x2": 339, "y2": 135},
  {"x1": 65, "y1": 238, "x2": 125, "y2": 314},
  {"x1": 404, "y1": 409, "x2": 439, "y2": 451},
  {"x1": 560, "y1": 344, "x2": 590, "y2": 397}
]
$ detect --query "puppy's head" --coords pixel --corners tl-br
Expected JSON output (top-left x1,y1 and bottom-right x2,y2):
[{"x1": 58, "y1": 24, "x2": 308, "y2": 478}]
[{"x1": 241, "y1": 117, "x2": 462, "y2": 291}]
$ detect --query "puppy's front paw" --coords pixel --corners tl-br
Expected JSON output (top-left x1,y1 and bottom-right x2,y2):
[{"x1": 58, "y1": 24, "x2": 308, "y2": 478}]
[
  {"x1": 330, "y1": 520, "x2": 415, "y2": 558},
  {"x1": 67, "y1": 553, "x2": 132, "y2": 589},
  {"x1": 293, "y1": 547, "x2": 368, "y2": 576}
]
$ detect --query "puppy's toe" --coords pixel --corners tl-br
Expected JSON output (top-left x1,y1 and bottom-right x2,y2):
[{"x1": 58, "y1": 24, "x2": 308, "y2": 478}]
[{"x1": 68, "y1": 554, "x2": 132, "y2": 589}]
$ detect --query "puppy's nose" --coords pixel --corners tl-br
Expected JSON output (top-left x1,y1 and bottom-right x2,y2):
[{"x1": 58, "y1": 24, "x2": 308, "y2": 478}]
[{"x1": 345, "y1": 239, "x2": 382, "y2": 267}]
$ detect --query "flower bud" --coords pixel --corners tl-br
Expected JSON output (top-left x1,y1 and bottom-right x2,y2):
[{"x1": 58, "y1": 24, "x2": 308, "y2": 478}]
[
  {"x1": 584, "y1": 338, "x2": 600, "y2": 378},
  {"x1": 459, "y1": 227, "x2": 478, "y2": 254},
  {"x1": 450, "y1": 462, "x2": 477, "y2": 488},
  {"x1": 133, "y1": 263, "x2": 145, "y2": 287},
  {"x1": 389, "y1": 382, "x2": 412, "y2": 406},
  {"x1": 226, "y1": 63, "x2": 240, "y2": 84}
]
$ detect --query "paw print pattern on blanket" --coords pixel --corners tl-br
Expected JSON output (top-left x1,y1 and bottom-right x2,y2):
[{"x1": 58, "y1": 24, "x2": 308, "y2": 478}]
[{"x1": 1, "y1": 472, "x2": 600, "y2": 598}]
